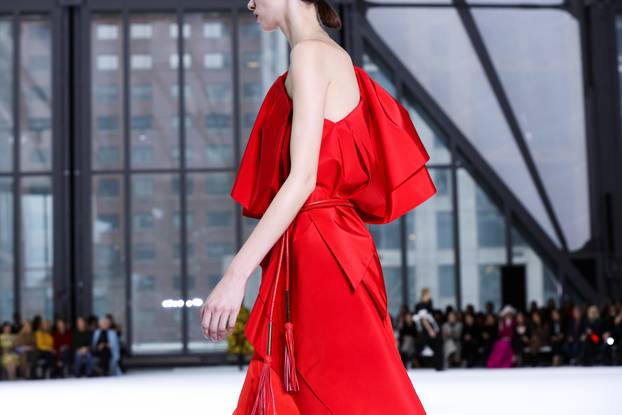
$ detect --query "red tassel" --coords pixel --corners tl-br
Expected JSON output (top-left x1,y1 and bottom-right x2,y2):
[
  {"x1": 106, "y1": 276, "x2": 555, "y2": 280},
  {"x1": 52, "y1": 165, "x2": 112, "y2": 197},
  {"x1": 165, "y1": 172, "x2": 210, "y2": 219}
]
[
  {"x1": 250, "y1": 355, "x2": 275, "y2": 415},
  {"x1": 283, "y1": 321, "x2": 300, "y2": 392}
]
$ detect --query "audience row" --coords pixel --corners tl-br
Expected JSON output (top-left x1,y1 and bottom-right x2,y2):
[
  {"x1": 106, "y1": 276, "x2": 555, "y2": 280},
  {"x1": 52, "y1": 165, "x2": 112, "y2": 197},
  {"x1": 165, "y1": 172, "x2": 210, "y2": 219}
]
[
  {"x1": 395, "y1": 288, "x2": 622, "y2": 371},
  {"x1": 0, "y1": 314, "x2": 123, "y2": 380}
]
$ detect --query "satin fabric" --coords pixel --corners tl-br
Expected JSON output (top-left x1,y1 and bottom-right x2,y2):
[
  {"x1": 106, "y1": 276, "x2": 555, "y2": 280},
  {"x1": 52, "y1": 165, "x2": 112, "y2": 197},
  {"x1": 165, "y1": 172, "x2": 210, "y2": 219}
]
[{"x1": 230, "y1": 65, "x2": 435, "y2": 414}]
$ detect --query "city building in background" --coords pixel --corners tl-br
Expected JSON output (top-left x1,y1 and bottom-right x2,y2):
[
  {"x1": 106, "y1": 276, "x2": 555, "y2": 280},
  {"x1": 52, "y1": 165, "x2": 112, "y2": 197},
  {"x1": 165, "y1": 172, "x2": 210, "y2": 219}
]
[{"x1": 0, "y1": 0, "x2": 621, "y2": 365}]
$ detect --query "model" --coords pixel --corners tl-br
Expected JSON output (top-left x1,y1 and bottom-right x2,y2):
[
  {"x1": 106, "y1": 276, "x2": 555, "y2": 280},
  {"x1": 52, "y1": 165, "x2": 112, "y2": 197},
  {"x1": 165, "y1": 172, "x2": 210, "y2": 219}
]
[{"x1": 200, "y1": 0, "x2": 437, "y2": 413}]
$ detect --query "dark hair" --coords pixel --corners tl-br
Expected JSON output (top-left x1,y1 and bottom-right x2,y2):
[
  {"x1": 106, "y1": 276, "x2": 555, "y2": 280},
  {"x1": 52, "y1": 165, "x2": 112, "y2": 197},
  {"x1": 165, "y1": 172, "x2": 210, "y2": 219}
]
[{"x1": 304, "y1": 0, "x2": 341, "y2": 30}]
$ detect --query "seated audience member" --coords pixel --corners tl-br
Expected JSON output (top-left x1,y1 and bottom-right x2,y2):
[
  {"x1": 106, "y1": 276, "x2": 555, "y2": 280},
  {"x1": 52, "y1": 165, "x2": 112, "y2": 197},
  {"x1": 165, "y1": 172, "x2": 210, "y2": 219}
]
[
  {"x1": 480, "y1": 313, "x2": 497, "y2": 363},
  {"x1": 512, "y1": 312, "x2": 530, "y2": 367},
  {"x1": 487, "y1": 305, "x2": 516, "y2": 368},
  {"x1": 105, "y1": 313, "x2": 126, "y2": 374},
  {"x1": 580, "y1": 305, "x2": 604, "y2": 366},
  {"x1": 563, "y1": 305, "x2": 585, "y2": 365},
  {"x1": 52, "y1": 318, "x2": 72, "y2": 377},
  {"x1": 613, "y1": 305, "x2": 622, "y2": 365},
  {"x1": 414, "y1": 306, "x2": 443, "y2": 371},
  {"x1": 442, "y1": 310, "x2": 463, "y2": 368},
  {"x1": 461, "y1": 312, "x2": 481, "y2": 368},
  {"x1": 526, "y1": 310, "x2": 550, "y2": 366},
  {"x1": 72, "y1": 316, "x2": 94, "y2": 377},
  {"x1": 92, "y1": 316, "x2": 121, "y2": 376},
  {"x1": 398, "y1": 309, "x2": 417, "y2": 369},
  {"x1": 14, "y1": 320, "x2": 36, "y2": 379},
  {"x1": 1, "y1": 322, "x2": 20, "y2": 380},
  {"x1": 34, "y1": 319, "x2": 56, "y2": 378},
  {"x1": 549, "y1": 308, "x2": 565, "y2": 366},
  {"x1": 601, "y1": 304, "x2": 619, "y2": 365}
]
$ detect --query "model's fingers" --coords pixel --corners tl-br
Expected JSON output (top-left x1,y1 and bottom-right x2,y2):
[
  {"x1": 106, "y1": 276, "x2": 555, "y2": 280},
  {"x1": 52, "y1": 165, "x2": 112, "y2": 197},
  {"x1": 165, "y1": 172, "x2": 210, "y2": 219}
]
[
  {"x1": 217, "y1": 310, "x2": 229, "y2": 340},
  {"x1": 228, "y1": 309, "x2": 239, "y2": 332},
  {"x1": 209, "y1": 310, "x2": 222, "y2": 340},
  {"x1": 206, "y1": 309, "x2": 213, "y2": 338}
]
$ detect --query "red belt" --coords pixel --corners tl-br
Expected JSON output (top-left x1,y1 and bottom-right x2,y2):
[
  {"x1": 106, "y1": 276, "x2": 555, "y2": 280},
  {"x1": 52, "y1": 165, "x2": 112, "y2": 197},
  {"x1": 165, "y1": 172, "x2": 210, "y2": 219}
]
[{"x1": 250, "y1": 197, "x2": 355, "y2": 414}]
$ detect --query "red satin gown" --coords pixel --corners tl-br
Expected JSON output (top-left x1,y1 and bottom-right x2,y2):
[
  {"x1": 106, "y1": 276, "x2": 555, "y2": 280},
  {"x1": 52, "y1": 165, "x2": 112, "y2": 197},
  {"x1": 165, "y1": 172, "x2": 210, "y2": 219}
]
[{"x1": 230, "y1": 65, "x2": 436, "y2": 414}]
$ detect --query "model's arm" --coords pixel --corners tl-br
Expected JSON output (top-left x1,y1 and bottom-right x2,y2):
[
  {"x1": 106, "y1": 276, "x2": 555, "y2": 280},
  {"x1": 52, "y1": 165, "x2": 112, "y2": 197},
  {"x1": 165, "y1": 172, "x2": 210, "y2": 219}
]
[{"x1": 201, "y1": 41, "x2": 331, "y2": 342}]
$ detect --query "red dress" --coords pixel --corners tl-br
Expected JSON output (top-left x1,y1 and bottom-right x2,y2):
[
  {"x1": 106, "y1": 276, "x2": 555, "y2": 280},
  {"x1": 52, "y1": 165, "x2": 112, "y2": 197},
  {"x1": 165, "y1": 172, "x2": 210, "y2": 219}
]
[{"x1": 230, "y1": 65, "x2": 436, "y2": 414}]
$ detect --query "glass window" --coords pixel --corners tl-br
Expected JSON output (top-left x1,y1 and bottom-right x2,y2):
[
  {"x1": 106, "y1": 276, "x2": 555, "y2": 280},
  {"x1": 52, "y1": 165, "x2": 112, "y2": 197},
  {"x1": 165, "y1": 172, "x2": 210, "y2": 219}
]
[
  {"x1": 130, "y1": 23, "x2": 152, "y2": 39},
  {"x1": 436, "y1": 211, "x2": 454, "y2": 250},
  {"x1": 476, "y1": 187, "x2": 505, "y2": 248},
  {"x1": 97, "y1": 116, "x2": 119, "y2": 131},
  {"x1": 96, "y1": 145, "x2": 120, "y2": 166},
  {"x1": 132, "y1": 144, "x2": 155, "y2": 165},
  {"x1": 203, "y1": 22, "x2": 223, "y2": 38},
  {"x1": 479, "y1": 264, "x2": 502, "y2": 311},
  {"x1": 133, "y1": 243, "x2": 156, "y2": 261},
  {"x1": 20, "y1": 177, "x2": 53, "y2": 319},
  {"x1": 206, "y1": 211, "x2": 233, "y2": 227},
  {"x1": 171, "y1": 176, "x2": 193, "y2": 195},
  {"x1": 438, "y1": 264, "x2": 455, "y2": 299},
  {"x1": 131, "y1": 115, "x2": 153, "y2": 131},
  {"x1": 204, "y1": 113, "x2": 231, "y2": 129},
  {"x1": 96, "y1": 23, "x2": 118, "y2": 40},
  {"x1": 133, "y1": 212, "x2": 155, "y2": 231},
  {"x1": 97, "y1": 213, "x2": 119, "y2": 231},
  {"x1": 96, "y1": 54, "x2": 119, "y2": 71},
  {"x1": 94, "y1": 84, "x2": 119, "y2": 102},
  {"x1": 0, "y1": 178, "x2": 14, "y2": 319},
  {"x1": 92, "y1": 15, "x2": 124, "y2": 171},
  {"x1": 131, "y1": 83, "x2": 153, "y2": 101},
  {"x1": 458, "y1": 166, "x2": 506, "y2": 310},
  {"x1": 367, "y1": 7, "x2": 560, "y2": 247},
  {"x1": 473, "y1": 8, "x2": 589, "y2": 250},
  {"x1": 169, "y1": 23, "x2": 191, "y2": 39},
  {"x1": 169, "y1": 53, "x2": 192, "y2": 69},
  {"x1": 20, "y1": 16, "x2": 52, "y2": 172},
  {"x1": 92, "y1": 174, "x2": 126, "y2": 328},
  {"x1": 130, "y1": 172, "x2": 181, "y2": 353},
  {"x1": 97, "y1": 177, "x2": 120, "y2": 197}
]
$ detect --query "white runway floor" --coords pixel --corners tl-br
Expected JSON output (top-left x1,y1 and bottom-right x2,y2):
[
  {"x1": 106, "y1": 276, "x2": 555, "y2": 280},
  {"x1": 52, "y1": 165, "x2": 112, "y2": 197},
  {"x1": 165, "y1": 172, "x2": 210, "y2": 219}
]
[{"x1": 1, "y1": 365, "x2": 620, "y2": 414}]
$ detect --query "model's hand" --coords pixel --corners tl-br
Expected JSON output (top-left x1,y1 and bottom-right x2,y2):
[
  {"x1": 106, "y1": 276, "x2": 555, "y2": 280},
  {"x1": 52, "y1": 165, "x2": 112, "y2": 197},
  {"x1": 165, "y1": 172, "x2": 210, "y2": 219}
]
[{"x1": 200, "y1": 272, "x2": 247, "y2": 342}]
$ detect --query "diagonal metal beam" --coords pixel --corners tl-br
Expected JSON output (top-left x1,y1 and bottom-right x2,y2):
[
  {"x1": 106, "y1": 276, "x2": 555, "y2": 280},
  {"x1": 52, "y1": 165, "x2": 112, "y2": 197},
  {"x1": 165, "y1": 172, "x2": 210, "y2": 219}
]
[
  {"x1": 452, "y1": 0, "x2": 568, "y2": 252},
  {"x1": 358, "y1": 15, "x2": 599, "y2": 303}
]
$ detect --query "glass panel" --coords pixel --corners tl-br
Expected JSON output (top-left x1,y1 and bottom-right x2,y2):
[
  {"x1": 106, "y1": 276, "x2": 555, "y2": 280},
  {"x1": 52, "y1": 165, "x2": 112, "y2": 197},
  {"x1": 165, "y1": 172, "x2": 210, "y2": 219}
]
[
  {"x1": 186, "y1": 172, "x2": 237, "y2": 351},
  {"x1": 0, "y1": 178, "x2": 13, "y2": 319},
  {"x1": 407, "y1": 168, "x2": 456, "y2": 311},
  {"x1": 511, "y1": 223, "x2": 561, "y2": 306},
  {"x1": 92, "y1": 15, "x2": 124, "y2": 170},
  {"x1": 0, "y1": 19, "x2": 12, "y2": 172},
  {"x1": 129, "y1": 14, "x2": 179, "y2": 169},
  {"x1": 237, "y1": 14, "x2": 288, "y2": 150},
  {"x1": 457, "y1": 166, "x2": 506, "y2": 310},
  {"x1": 20, "y1": 16, "x2": 52, "y2": 172},
  {"x1": 370, "y1": 218, "x2": 403, "y2": 316},
  {"x1": 131, "y1": 174, "x2": 181, "y2": 353},
  {"x1": 367, "y1": 8, "x2": 559, "y2": 247},
  {"x1": 402, "y1": 92, "x2": 450, "y2": 166},
  {"x1": 92, "y1": 175, "x2": 126, "y2": 332},
  {"x1": 183, "y1": 12, "x2": 234, "y2": 168},
  {"x1": 473, "y1": 8, "x2": 588, "y2": 250},
  {"x1": 20, "y1": 176, "x2": 53, "y2": 318}
]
